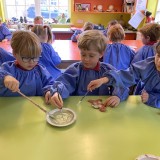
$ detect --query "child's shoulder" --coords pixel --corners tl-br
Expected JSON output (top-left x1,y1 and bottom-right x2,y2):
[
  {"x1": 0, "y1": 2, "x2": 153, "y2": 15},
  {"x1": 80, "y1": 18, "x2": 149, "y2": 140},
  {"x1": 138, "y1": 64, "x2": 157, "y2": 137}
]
[
  {"x1": 66, "y1": 62, "x2": 82, "y2": 70},
  {"x1": 100, "y1": 62, "x2": 117, "y2": 70},
  {"x1": 1, "y1": 61, "x2": 15, "y2": 68},
  {"x1": 134, "y1": 56, "x2": 155, "y2": 69},
  {"x1": 74, "y1": 29, "x2": 82, "y2": 34},
  {"x1": 138, "y1": 44, "x2": 154, "y2": 51},
  {"x1": 41, "y1": 42, "x2": 52, "y2": 48}
]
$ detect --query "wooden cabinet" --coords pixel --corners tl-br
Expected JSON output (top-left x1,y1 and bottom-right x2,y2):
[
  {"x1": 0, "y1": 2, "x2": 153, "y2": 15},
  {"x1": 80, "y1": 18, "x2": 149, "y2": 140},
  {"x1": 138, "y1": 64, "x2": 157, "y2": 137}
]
[
  {"x1": 53, "y1": 33, "x2": 73, "y2": 40},
  {"x1": 125, "y1": 33, "x2": 137, "y2": 40},
  {"x1": 74, "y1": 0, "x2": 124, "y2": 12}
]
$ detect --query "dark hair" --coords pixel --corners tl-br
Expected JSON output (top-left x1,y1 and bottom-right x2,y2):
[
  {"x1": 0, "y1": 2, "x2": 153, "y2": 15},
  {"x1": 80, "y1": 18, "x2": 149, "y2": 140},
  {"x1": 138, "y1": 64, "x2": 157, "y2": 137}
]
[{"x1": 108, "y1": 20, "x2": 118, "y2": 27}]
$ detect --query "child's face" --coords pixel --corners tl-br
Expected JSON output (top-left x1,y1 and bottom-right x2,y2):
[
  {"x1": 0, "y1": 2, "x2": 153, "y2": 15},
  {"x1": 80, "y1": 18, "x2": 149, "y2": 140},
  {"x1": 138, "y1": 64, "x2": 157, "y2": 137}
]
[
  {"x1": 140, "y1": 33, "x2": 150, "y2": 45},
  {"x1": 34, "y1": 19, "x2": 43, "y2": 25},
  {"x1": 80, "y1": 48, "x2": 102, "y2": 69},
  {"x1": 155, "y1": 54, "x2": 160, "y2": 71},
  {"x1": 14, "y1": 54, "x2": 39, "y2": 70}
]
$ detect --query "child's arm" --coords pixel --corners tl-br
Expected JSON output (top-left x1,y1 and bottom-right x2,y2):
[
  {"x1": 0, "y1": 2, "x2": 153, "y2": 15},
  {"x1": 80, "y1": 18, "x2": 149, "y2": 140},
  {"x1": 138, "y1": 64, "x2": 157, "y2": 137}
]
[
  {"x1": 141, "y1": 90, "x2": 149, "y2": 103},
  {"x1": 50, "y1": 92, "x2": 63, "y2": 109},
  {"x1": 4, "y1": 75, "x2": 19, "y2": 92},
  {"x1": 48, "y1": 44, "x2": 61, "y2": 65},
  {"x1": 142, "y1": 91, "x2": 160, "y2": 108},
  {"x1": 71, "y1": 30, "x2": 82, "y2": 42},
  {"x1": 87, "y1": 77, "x2": 110, "y2": 92},
  {"x1": 2, "y1": 26, "x2": 12, "y2": 41},
  {"x1": 104, "y1": 96, "x2": 120, "y2": 107},
  {"x1": 0, "y1": 68, "x2": 19, "y2": 92}
]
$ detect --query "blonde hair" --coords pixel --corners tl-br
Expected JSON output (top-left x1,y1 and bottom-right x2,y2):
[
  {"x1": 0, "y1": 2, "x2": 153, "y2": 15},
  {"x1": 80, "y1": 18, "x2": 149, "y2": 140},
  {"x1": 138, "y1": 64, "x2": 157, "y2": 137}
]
[
  {"x1": 83, "y1": 22, "x2": 94, "y2": 31},
  {"x1": 138, "y1": 23, "x2": 160, "y2": 41},
  {"x1": 11, "y1": 30, "x2": 41, "y2": 57},
  {"x1": 31, "y1": 25, "x2": 53, "y2": 43},
  {"x1": 107, "y1": 24, "x2": 125, "y2": 42},
  {"x1": 77, "y1": 30, "x2": 107, "y2": 53}
]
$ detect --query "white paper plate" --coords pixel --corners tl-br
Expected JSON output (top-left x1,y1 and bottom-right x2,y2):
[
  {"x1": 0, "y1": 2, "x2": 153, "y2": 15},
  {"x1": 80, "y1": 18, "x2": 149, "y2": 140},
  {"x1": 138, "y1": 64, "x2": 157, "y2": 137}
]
[
  {"x1": 136, "y1": 154, "x2": 160, "y2": 160},
  {"x1": 46, "y1": 108, "x2": 76, "y2": 127}
]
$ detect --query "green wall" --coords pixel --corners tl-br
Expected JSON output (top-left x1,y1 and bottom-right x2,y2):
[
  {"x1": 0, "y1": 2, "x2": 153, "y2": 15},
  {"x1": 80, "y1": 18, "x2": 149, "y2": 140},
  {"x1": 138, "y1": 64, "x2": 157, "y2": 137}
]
[{"x1": 147, "y1": 0, "x2": 158, "y2": 17}]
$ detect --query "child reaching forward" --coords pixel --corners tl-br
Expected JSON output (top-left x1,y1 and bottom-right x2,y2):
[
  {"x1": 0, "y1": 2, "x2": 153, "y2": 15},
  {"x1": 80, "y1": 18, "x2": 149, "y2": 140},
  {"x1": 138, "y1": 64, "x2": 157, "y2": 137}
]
[
  {"x1": 31, "y1": 25, "x2": 61, "y2": 79},
  {"x1": 88, "y1": 41, "x2": 160, "y2": 109},
  {"x1": 103, "y1": 24, "x2": 135, "y2": 70},
  {"x1": 50, "y1": 30, "x2": 129, "y2": 108},
  {"x1": 71, "y1": 22, "x2": 94, "y2": 42},
  {"x1": 0, "y1": 30, "x2": 54, "y2": 104}
]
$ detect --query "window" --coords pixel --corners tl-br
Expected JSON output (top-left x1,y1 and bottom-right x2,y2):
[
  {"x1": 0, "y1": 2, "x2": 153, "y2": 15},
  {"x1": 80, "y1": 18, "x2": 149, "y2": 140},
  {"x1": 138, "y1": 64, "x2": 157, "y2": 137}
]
[
  {"x1": 155, "y1": 0, "x2": 160, "y2": 24},
  {"x1": 3, "y1": 0, "x2": 70, "y2": 24}
]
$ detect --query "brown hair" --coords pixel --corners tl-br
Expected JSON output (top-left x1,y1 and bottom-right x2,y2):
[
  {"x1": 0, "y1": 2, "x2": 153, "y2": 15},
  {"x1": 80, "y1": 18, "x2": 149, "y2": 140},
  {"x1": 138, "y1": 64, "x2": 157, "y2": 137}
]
[
  {"x1": 31, "y1": 25, "x2": 53, "y2": 43},
  {"x1": 107, "y1": 20, "x2": 118, "y2": 28},
  {"x1": 34, "y1": 16, "x2": 43, "y2": 25},
  {"x1": 155, "y1": 41, "x2": 160, "y2": 55},
  {"x1": 77, "y1": 30, "x2": 107, "y2": 53},
  {"x1": 138, "y1": 23, "x2": 160, "y2": 41},
  {"x1": 107, "y1": 24, "x2": 125, "y2": 42},
  {"x1": 11, "y1": 30, "x2": 41, "y2": 57},
  {"x1": 83, "y1": 22, "x2": 94, "y2": 31}
]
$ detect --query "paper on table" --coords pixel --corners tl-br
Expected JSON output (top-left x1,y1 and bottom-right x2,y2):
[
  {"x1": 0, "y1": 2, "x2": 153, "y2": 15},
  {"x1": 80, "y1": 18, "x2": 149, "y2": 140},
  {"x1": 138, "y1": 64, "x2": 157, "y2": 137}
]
[{"x1": 128, "y1": 11, "x2": 145, "y2": 29}]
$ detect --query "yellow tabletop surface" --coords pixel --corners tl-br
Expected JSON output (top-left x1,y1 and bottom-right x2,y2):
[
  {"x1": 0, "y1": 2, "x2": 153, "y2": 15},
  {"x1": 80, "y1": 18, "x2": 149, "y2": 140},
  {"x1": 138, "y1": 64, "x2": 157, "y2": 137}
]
[{"x1": 0, "y1": 96, "x2": 160, "y2": 160}]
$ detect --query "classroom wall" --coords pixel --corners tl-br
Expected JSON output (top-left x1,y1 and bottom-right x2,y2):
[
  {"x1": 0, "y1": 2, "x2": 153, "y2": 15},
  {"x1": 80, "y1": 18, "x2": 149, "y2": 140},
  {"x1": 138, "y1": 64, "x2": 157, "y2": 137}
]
[
  {"x1": 0, "y1": 0, "x2": 158, "y2": 27},
  {"x1": 71, "y1": 0, "x2": 131, "y2": 28},
  {"x1": 0, "y1": 0, "x2": 5, "y2": 20},
  {"x1": 147, "y1": 0, "x2": 158, "y2": 17}
]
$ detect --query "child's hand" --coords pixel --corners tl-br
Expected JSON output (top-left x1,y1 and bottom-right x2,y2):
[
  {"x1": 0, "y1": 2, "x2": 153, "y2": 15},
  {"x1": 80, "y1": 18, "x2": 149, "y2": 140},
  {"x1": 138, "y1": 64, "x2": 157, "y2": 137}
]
[
  {"x1": 104, "y1": 96, "x2": 120, "y2": 107},
  {"x1": 45, "y1": 91, "x2": 51, "y2": 105},
  {"x1": 87, "y1": 77, "x2": 109, "y2": 92},
  {"x1": 2, "y1": 39, "x2": 8, "y2": 42},
  {"x1": 4, "y1": 75, "x2": 19, "y2": 92},
  {"x1": 76, "y1": 34, "x2": 80, "y2": 40},
  {"x1": 50, "y1": 92, "x2": 63, "y2": 109},
  {"x1": 141, "y1": 90, "x2": 149, "y2": 103}
]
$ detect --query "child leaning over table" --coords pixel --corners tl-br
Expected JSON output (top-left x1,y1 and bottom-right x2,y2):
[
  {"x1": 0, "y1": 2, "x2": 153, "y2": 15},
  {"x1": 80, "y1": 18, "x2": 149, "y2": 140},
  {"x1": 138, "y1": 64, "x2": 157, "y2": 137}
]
[
  {"x1": 103, "y1": 23, "x2": 135, "y2": 70},
  {"x1": 87, "y1": 41, "x2": 160, "y2": 109},
  {"x1": 0, "y1": 30, "x2": 54, "y2": 104},
  {"x1": 31, "y1": 25, "x2": 62, "y2": 80},
  {"x1": 71, "y1": 22, "x2": 94, "y2": 42},
  {"x1": 49, "y1": 30, "x2": 129, "y2": 109}
]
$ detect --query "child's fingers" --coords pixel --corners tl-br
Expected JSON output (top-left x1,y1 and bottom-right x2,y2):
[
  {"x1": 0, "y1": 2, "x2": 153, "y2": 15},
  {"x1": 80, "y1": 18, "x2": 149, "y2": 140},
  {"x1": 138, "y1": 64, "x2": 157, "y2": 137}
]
[
  {"x1": 5, "y1": 81, "x2": 19, "y2": 92},
  {"x1": 87, "y1": 80, "x2": 100, "y2": 91},
  {"x1": 45, "y1": 92, "x2": 51, "y2": 105},
  {"x1": 50, "y1": 94, "x2": 63, "y2": 109},
  {"x1": 104, "y1": 96, "x2": 120, "y2": 107}
]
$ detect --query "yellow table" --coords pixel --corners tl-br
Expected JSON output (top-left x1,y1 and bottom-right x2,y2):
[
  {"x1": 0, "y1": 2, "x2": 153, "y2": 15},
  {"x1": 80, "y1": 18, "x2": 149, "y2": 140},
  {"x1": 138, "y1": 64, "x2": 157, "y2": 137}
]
[{"x1": 0, "y1": 96, "x2": 160, "y2": 160}]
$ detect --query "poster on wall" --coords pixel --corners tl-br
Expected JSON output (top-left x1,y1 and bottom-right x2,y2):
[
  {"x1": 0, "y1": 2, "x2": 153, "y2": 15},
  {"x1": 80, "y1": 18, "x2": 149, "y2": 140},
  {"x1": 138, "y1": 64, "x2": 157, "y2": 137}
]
[
  {"x1": 135, "y1": 0, "x2": 147, "y2": 11},
  {"x1": 128, "y1": 11, "x2": 145, "y2": 28}
]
